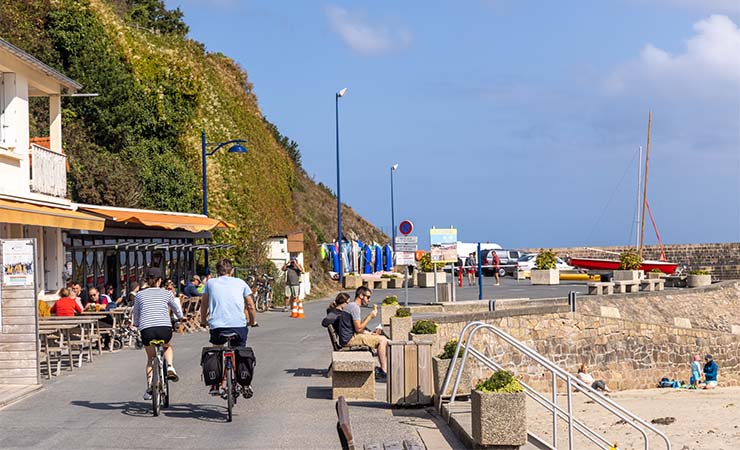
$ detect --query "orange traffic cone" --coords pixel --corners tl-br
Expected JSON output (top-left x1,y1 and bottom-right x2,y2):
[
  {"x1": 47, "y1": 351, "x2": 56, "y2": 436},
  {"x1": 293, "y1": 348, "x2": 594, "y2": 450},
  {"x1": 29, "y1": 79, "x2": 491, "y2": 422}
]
[
  {"x1": 290, "y1": 300, "x2": 298, "y2": 318},
  {"x1": 296, "y1": 301, "x2": 305, "y2": 319}
]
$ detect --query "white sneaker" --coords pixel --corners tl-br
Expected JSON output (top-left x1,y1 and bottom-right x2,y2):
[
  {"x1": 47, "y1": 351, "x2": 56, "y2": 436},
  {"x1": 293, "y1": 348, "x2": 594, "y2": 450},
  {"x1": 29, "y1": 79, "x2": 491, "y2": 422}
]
[
  {"x1": 143, "y1": 390, "x2": 152, "y2": 400},
  {"x1": 167, "y1": 366, "x2": 179, "y2": 382}
]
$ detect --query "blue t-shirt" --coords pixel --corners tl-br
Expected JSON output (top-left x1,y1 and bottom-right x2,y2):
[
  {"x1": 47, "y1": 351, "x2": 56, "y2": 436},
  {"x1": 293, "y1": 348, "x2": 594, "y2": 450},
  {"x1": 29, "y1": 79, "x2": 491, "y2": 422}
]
[{"x1": 203, "y1": 276, "x2": 252, "y2": 329}]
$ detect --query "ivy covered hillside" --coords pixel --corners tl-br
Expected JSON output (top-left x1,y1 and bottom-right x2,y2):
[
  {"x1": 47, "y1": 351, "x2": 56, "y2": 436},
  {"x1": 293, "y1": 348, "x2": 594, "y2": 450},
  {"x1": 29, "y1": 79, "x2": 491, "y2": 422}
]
[{"x1": 0, "y1": 0, "x2": 386, "y2": 292}]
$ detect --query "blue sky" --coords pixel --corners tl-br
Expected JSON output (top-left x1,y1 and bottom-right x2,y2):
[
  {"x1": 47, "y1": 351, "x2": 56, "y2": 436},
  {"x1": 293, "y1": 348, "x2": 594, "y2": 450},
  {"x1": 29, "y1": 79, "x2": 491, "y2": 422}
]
[{"x1": 166, "y1": 0, "x2": 740, "y2": 249}]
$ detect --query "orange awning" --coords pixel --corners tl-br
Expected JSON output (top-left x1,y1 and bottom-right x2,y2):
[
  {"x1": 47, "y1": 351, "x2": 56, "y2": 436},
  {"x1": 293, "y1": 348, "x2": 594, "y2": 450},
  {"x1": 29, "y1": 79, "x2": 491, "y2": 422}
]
[
  {"x1": 0, "y1": 198, "x2": 105, "y2": 231},
  {"x1": 78, "y1": 206, "x2": 235, "y2": 233}
]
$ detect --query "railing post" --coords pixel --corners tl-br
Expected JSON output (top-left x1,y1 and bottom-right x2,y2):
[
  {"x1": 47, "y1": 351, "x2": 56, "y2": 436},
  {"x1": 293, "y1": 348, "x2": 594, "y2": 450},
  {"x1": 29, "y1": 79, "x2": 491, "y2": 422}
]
[
  {"x1": 566, "y1": 377, "x2": 574, "y2": 450},
  {"x1": 552, "y1": 370, "x2": 558, "y2": 448}
]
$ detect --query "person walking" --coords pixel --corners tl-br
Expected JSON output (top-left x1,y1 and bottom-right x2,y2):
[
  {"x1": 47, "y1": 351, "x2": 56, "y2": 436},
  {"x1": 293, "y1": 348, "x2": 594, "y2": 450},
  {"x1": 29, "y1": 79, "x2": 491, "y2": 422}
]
[
  {"x1": 465, "y1": 252, "x2": 476, "y2": 286},
  {"x1": 492, "y1": 251, "x2": 501, "y2": 286},
  {"x1": 281, "y1": 257, "x2": 303, "y2": 317}
]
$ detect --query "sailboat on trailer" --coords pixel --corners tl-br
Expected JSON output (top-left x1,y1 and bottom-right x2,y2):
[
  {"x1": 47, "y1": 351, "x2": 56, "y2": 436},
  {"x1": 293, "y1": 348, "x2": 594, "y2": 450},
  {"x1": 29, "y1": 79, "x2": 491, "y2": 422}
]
[{"x1": 569, "y1": 111, "x2": 678, "y2": 275}]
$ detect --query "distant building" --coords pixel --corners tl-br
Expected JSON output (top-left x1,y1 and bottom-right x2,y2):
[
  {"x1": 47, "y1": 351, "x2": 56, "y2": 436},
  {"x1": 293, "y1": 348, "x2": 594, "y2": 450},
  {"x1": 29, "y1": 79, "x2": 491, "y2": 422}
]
[{"x1": 264, "y1": 232, "x2": 310, "y2": 299}]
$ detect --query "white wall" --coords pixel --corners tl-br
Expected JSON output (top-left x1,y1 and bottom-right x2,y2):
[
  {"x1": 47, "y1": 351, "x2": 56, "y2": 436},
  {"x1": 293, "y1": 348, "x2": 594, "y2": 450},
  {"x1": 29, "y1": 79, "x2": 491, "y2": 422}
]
[{"x1": 0, "y1": 72, "x2": 29, "y2": 198}]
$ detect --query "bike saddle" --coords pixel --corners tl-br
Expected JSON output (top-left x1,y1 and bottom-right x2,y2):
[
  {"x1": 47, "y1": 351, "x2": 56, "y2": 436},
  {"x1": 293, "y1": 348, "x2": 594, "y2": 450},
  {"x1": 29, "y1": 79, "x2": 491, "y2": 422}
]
[
  {"x1": 218, "y1": 331, "x2": 239, "y2": 339},
  {"x1": 148, "y1": 339, "x2": 166, "y2": 346}
]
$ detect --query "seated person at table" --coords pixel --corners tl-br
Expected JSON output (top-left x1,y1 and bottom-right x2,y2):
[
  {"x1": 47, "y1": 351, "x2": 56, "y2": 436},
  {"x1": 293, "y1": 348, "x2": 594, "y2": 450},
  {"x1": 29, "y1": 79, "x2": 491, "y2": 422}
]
[
  {"x1": 85, "y1": 287, "x2": 109, "y2": 311},
  {"x1": 183, "y1": 274, "x2": 201, "y2": 298},
  {"x1": 51, "y1": 287, "x2": 82, "y2": 317}
]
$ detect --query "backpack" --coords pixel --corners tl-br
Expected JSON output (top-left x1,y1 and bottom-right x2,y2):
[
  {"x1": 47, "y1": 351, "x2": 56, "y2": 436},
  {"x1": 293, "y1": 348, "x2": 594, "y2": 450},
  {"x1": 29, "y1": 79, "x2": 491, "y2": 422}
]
[
  {"x1": 658, "y1": 377, "x2": 675, "y2": 388},
  {"x1": 234, "y1": 346, "x2": 256, "y2": 387},
  {"x1": 201, "y1": 347, "x2": 223, "y2": 386}
]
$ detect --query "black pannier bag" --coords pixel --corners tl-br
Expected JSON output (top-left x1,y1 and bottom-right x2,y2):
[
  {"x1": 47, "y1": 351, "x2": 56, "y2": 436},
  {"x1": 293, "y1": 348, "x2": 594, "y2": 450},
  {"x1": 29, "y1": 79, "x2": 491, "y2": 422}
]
[
  {"x1": 201, "y1": 347, "x2": 223, "y2": 386},
  {"x1": 234, "y1": 346, "x2": 256, "y2": 386}
]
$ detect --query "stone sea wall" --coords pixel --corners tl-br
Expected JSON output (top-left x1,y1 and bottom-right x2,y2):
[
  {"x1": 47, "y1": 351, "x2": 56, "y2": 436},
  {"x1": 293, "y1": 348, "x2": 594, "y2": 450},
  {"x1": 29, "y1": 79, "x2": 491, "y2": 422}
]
[
  {"x1": 523, "y1": 242, "x2": 740, "y2": 280},
  {"x1": 429, "y1": 282, "x2": 740, "y2": 391}
]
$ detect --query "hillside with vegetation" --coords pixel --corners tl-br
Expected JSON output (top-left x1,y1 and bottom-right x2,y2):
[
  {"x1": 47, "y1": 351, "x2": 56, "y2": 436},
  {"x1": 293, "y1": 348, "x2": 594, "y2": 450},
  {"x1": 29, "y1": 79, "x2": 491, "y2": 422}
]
[{"x1": 0, "y1": 0, "x2": 387, "y2": 294}]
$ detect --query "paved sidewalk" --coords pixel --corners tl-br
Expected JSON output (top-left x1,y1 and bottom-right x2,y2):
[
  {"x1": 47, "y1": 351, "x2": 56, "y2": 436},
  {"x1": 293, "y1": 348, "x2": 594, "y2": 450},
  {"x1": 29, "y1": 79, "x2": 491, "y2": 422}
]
[
  {"x1": 0, "y1": 298, "x2": 462, "y2": 450},
  {"x1": 0, "y1": 385, "x2": 42, "y2": 410}
]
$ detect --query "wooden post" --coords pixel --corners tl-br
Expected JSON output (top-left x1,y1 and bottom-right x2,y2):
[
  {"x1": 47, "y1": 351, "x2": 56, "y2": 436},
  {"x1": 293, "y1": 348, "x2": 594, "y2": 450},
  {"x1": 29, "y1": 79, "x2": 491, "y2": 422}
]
[{"x1": 387, "y1": 340, "x2": 434, "y2": 406}]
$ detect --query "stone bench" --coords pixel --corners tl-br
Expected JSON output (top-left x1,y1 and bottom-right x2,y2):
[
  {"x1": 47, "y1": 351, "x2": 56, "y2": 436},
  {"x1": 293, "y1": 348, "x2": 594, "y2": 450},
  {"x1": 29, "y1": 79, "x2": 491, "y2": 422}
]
[
  {"x1": 362, "y1": 279, "x2": 388, "y2": 290},
  {"x1": 332, "y1": 351, "x2": 376, "y2": 400},
  {"x1": 587, "y1": 282, "x2": 614, "y2": 295},
  {"x1": 613, "y1": 280, "x2": 640, "y2": 294},
  {"x1": 640, "y1": 278, "x2": 665, "y2": 292}
]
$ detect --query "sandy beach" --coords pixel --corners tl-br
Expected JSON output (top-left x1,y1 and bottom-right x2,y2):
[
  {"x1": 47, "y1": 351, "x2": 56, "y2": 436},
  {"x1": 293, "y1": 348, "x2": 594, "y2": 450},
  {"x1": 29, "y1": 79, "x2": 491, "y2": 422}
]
[{"x1": 526, "y1": 386, "x2": 740, "y2": 450}]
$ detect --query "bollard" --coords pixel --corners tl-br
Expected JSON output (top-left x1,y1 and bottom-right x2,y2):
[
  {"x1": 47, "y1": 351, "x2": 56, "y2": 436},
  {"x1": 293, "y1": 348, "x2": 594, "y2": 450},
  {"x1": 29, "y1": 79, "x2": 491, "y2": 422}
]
[
  {"x1": 489, "y1": 299, "x2": 496, "y2": 312},
  {"x1": 568, "y1": 291, "x2": 577, "y2": 312}
]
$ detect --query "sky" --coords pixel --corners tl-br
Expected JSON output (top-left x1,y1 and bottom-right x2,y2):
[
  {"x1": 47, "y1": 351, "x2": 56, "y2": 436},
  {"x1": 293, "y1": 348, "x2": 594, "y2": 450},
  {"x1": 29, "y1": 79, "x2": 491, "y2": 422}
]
[{"x1": 165, "y1": 0, "x2": 740, "y2": 249}]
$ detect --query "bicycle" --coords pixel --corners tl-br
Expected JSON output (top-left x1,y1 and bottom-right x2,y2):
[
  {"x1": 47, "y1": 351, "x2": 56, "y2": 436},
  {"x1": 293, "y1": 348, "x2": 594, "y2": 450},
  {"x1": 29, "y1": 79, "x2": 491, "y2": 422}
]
[
  {"x1": 212, "y1": 328, "x2": 256, "y2": 422},
  {"x1": 254, "y1": 275, "x2": 274, "y2": 312},
  {"x1": 148, "y1": 339, "x2": 169, "y2": 416}
]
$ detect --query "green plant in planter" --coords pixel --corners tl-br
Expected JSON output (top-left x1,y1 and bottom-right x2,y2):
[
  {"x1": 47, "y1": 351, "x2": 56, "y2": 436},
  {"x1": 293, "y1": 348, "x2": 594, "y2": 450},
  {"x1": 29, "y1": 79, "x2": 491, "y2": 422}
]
[
  {"x1": 411, "y1": 319, "x2": 438, "y2": 334},
  {"x1": 395, "y1": 307, "x2": 411, "y2": 317},
  {"x1": 475, "y1": 370, "x2": 524, "y2": 393},
  {"x1": 650, "y1": 268, "x2": 662, "y2": 273},
  {"x1": 534, "y1": 249, "x2": 557, "y2": 270},
  {"x1": 381, "y1": 274, "x2": 393, "y2": 279},
  {"x1": 382, "y1": 296, "x2": 399, "y2": 305},
  {"x1": 689, "y1": 269, "x2": 709, "y2": 275},
  {"x1": 618, "y1": 248, "x2": 642, "y2": 270},
  {"x1": 418, "y1": 252, "x2": 433, "y2": 272},
  {"x1": 439, "y1": 339, "x2": 465, "y2": 359}
]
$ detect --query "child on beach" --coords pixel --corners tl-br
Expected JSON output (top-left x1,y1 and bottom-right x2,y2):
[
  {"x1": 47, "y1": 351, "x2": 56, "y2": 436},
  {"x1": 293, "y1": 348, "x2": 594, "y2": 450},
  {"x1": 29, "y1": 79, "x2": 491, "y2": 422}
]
[{"x1": 690, "y1": 354, "x2": 702, "y2": 389}]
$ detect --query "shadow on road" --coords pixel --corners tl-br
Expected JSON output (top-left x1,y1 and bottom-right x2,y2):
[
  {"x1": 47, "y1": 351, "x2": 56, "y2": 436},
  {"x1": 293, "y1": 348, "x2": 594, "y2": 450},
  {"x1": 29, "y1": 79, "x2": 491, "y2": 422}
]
[
  {"x1": 70, "y1": 400, "x2": 228, "y2": 422},
  {"x1": 285, "y1": 367, "x2": 328, "y2": 377}
]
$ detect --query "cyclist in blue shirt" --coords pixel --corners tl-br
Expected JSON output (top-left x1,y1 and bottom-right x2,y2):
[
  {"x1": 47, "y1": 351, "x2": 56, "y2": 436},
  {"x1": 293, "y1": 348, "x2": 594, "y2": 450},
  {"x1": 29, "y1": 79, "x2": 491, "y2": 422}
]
[{"x1": 201, "y1": 259, "x2": 258, "y2": 394}]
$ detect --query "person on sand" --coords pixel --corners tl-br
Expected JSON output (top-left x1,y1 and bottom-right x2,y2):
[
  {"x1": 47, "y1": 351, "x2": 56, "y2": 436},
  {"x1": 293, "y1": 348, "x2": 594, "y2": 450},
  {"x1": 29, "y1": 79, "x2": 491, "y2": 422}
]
[
  {"x1": 577, "y1": 364, "x2": 611, "y2": 393},
  {"x1": 703, "y1": 354, "x2": 718, "y2": 389},
  {"x1": 690, "y1": 354, "x2": 702, "y2": 389}
]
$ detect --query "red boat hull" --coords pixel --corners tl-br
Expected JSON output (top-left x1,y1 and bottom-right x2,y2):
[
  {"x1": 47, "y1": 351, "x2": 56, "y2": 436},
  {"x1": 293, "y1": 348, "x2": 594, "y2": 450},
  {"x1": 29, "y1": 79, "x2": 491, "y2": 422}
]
[{"x1": 568, "y1": 257, "x2": 678, "y2": 274}]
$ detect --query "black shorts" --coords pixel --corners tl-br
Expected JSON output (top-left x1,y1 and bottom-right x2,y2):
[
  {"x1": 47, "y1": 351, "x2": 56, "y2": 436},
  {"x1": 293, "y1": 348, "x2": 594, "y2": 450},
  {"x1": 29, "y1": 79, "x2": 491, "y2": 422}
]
[{"x1": 140, "y1": 326, "x2": 173, "y2": 346}]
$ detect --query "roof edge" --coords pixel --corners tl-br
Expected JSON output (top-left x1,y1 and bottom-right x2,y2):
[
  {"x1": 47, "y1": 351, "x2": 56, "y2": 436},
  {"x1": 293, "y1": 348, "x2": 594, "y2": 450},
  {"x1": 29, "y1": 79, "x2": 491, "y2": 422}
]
[{"x1": 0, "y1": 38, "x2": 83, "y2": 90}]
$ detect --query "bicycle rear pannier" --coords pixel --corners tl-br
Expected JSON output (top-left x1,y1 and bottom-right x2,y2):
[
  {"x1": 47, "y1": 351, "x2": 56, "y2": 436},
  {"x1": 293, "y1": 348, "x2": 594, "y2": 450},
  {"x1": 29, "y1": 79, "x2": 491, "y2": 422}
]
[
  {"x1": 200, "y1": 347, "x2": 223, "y2": 386},
  {"x1": 234, "y1": 346, "x2": 256, "y2": 386}
]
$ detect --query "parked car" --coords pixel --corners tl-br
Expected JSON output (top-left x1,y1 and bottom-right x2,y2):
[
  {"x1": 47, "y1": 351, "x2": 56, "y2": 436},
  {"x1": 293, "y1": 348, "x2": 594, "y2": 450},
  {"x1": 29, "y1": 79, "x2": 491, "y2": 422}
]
[
  {"x1": 516, "y1": 253, "x2": 574, "y2": 271},
  {"x1": 481, "y1": 249, "x2": 527, "y2": 277}
]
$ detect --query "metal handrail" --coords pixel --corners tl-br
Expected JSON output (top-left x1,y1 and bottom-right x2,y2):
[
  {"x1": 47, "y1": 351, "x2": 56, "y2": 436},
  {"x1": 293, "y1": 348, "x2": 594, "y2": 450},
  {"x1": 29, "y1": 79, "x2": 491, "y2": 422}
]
[{"x1": 438, "y1": 320, "x2": 672, "y2": 450}]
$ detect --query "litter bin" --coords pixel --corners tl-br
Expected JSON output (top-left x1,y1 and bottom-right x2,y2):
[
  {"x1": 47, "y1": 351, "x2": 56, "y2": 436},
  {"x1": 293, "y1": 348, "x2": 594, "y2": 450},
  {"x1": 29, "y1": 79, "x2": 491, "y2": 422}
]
[{"x1": 436, "y1": 282, "x2": 451, "y2": 302}]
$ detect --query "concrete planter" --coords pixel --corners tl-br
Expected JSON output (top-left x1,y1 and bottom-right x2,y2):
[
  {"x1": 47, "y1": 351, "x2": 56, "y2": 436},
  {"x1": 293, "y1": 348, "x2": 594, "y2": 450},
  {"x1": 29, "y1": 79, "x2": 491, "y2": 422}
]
[
  {"x1": 432, "y1": 356, "x2": 472, "y2": 399},
  {"x1": 387, "y1": 277, "x2": 404, "y2": 289},
  {"x1": 410, "y1": 332, "x2": 437, "y2": 345},
  {"x1": 343, "y1": 275, "x2": 362, "y2": 289},
  {"x1": 390, "y1": 315, "x2": 412, "y2": 340},
  {"x1": 515, "y1": 270, "x2": 529, "y2": 280},
  {"x1": 613, "y1": 270, "x2": 642, "y2": 281},
  {"x1": 530, "y1": 269, "x2": 559, "y2": 285},
  {"x1": 417, "y1": 272, "x2": 436, "y2": 287},
  {"x1": 471, "y1": 390, "x2": 527, "y2": 447},
  {"x1": 380, "y1": 304, "x2": 399, "y2": 326},
  {"x1": 688, "y1": 274, "x2": 712, "y2": 288}
]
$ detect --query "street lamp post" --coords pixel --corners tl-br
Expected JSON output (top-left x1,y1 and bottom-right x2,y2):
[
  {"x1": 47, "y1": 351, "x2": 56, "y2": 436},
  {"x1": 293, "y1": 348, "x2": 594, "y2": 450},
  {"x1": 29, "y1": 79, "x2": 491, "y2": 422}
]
[
  {"x1": 390, "y1": 164, "x2": 398, "y2": 254},
  {"x1": 335, "y1": 88, "x2": 347, "y2": 284},
  {"x1": 201, "y1": 130, "x2": 248, "y2": 271}
]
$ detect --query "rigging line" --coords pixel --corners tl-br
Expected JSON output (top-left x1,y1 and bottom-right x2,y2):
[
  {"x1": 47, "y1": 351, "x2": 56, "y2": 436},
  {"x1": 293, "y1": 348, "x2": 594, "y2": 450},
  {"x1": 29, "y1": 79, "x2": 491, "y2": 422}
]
[{"x1": 585, "y1": 147, "x2": 640, "y2": 244}]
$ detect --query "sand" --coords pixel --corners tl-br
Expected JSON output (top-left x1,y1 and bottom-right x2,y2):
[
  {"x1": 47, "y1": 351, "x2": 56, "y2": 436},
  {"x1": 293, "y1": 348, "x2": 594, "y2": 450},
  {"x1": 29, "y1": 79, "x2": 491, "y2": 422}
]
[{"x1": 525, "y1": 386, "x2": 740, "y2": 450}]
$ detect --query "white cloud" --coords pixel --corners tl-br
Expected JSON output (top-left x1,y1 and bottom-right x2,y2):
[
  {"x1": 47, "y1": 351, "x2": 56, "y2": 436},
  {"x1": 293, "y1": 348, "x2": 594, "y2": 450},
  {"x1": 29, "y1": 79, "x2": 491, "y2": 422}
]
[
  {"x1": 605, "y1": 15, "x2": 740, "y2": 98},
  {"x1": 324, "y1": 5, "x2": 411, "y2": 55}
]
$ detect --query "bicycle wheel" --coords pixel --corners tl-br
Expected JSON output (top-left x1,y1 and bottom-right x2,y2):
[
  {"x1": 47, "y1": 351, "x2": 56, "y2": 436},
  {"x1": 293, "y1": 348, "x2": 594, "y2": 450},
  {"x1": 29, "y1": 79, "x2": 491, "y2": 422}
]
[
  {"x1": 162, "y1": 357, "x2": 170, "y2": 408},
  {"x1": 265, "y1": 289, "x2": 272, "y2": 310},
  {"x1": 226, "y1": 359, "x2": 234, "y2": 422},
  {"x1": 151, "y1": 357, "x2": 160, "y2": 417},
  {"x1": 256, "y1": 291, "x2": 267, "y2": 312}
]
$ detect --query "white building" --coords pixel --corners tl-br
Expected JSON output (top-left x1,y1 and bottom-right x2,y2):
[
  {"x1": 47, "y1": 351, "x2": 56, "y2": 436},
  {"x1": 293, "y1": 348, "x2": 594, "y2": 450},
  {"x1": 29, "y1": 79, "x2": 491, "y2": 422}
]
[
  {"x1": 0, "y1": 38, "x2": 105, "y2": 294},
  {"x1": 264, "y1": 232, "x2": 310, "y2": 299}
]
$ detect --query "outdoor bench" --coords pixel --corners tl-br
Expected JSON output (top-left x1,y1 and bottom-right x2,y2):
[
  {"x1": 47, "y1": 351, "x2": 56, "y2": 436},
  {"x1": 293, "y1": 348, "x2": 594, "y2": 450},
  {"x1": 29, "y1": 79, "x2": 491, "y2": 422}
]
[
  {"x1": 332, "y1": 351, "x2": 376, "y2": 400},
  {"x1": 362, "y1": 279, "x2": 388, "y2": 290},
  {"x1": 640, "y1": 278, "x2": 665, "y2": 292},
  {"x1": 613, "y1": 280, "x2": 640, "y2": 294},
  {"x1": 587, "y1": 281, "x2": 614, "y2": 295}
]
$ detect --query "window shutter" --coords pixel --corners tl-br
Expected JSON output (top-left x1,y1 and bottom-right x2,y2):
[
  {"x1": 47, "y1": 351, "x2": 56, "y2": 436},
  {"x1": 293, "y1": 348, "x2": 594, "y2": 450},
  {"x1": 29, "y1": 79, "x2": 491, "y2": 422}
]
[{"x1": 0, "y1": 73, "x2": 17, "y2": 147}]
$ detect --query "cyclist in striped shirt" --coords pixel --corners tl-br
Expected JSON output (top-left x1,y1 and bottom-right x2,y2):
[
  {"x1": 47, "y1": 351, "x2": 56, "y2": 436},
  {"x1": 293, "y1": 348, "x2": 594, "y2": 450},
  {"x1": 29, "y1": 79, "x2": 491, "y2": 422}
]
[{"x1": 133, "y1": 267, "x2": 184, "y2": 400}]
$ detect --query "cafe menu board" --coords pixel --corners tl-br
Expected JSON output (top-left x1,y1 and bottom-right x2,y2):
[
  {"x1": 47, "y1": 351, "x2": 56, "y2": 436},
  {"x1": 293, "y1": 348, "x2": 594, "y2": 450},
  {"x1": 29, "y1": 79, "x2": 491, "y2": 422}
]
[{"x1": 2, "y1": 239, "x2": 34, "y2": 287}]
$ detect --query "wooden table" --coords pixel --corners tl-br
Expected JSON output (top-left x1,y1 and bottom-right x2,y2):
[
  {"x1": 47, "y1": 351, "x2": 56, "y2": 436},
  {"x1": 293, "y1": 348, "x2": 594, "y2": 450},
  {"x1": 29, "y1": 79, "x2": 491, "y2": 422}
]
[
  {"x1": 38, "y1": 325, "x2": 77, "y2": 377},
  {"x1": 40, "y1": 318, "x2": 102, "y2": 364}
]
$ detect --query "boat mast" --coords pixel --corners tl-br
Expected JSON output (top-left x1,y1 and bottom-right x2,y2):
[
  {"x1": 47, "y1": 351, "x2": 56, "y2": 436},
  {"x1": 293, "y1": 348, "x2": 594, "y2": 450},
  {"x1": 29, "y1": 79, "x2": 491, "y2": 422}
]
[
  {"x1": 639, "y1": 110, "x2": 652, "y2": 258},
  {"x1": 635, "y1": 145, "x2": 642, "y2": 247}
]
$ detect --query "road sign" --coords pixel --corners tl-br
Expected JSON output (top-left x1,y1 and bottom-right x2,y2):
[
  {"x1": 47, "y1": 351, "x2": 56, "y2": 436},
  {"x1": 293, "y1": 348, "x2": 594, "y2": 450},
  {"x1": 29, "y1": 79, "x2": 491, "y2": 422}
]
[
  {"x1": 394, "y1": 235, "x2": 418, "y2": 252},
  {"x1": 430, "y1": 227, "x2": 458, "y2": 263},
  {"x1": 395, "y1": 251, "x2": 416, "y2": 266},
  {"x1": 398, "y1": 220, "x2": 413, "y2": 236}
]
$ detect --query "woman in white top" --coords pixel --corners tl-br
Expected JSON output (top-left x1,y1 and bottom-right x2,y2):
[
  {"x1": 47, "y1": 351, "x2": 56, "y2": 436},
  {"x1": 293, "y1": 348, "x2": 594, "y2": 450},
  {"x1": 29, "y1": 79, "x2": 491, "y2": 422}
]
[
  {"x1": 133, "y1": 267, "x2": 183, "y2": 400},
  {"x1": 577, "y1": 364, "x2": 611, "y2": 392}
]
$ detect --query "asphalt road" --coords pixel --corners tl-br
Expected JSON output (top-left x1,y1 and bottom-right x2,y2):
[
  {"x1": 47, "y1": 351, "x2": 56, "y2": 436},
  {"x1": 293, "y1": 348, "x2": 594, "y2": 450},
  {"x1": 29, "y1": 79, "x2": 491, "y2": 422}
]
[
  {"x1": 0, "y1": 300, "x2": 419, "y2": 450},
  {"x1": 374, "y1": 273, "x2": 589, "y2": 305}
]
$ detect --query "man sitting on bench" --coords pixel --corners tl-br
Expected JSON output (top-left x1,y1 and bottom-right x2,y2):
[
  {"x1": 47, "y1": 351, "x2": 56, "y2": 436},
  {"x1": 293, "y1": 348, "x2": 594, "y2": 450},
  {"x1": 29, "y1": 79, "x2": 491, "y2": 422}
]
[{"x1": 335, "y1": 287, "x2": 388, "y2": 381}]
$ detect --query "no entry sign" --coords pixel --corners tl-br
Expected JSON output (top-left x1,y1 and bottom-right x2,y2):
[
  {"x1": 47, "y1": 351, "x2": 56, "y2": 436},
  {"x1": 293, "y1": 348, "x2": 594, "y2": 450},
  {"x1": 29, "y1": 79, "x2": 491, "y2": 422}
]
[{"x1": 398, "y1": 220, "x2": 413, "y2": 236}]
